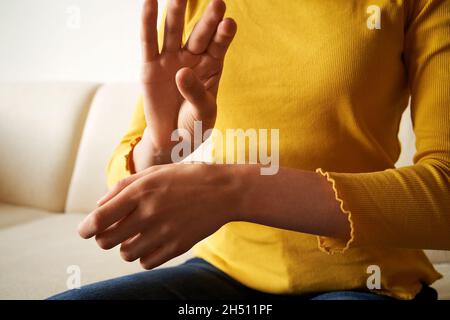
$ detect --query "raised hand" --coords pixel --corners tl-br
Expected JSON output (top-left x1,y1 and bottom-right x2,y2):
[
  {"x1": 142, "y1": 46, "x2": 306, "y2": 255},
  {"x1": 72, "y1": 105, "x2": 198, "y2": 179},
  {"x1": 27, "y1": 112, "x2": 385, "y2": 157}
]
[{"x1": 134, "y1": 0, "x2": 237, "y2": 170}]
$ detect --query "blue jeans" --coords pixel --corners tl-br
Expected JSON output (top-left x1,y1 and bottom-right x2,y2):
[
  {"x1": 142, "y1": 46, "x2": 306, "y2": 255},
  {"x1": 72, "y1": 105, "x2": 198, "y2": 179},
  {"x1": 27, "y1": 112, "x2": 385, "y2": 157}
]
[{"x1": 48, "y1": 258, "x2": 436, "y2": 300}]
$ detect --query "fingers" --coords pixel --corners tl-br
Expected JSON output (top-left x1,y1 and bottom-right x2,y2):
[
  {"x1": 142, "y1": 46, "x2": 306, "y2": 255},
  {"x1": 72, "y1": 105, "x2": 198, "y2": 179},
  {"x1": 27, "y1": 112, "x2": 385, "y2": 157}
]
[
  {"x1": 207, "y1": 18, "x2": 237, "y2": 60},
  {"x1": 120, "y1": 228, "x2": 164, "y2": 262},
  {"x1": 175, "y1": 67, "x2": 215, "y2": 115},
  {"x1": 140, "y1": 242, "x2": 183, "y2": 270},
  {"x1": 186, "y1": 0, "x2": 226, "y2": 54},
  {"x1": 97, "y1": 172, "x2": 147, "y2": 207},
  {"x1": 78, "y1": 188, "x2": 138, "y2": 239},
  {"x1": 80, "y1": 166, "x2": 168, "y2": 240},
  {"x1": 94, "y1": 208, "x2": 144, "y2": 250},
  {"x1": 96, "y1": 177, "x2": 136, "y2": 208},
  {"x1": 97, "y1": 165, "x2": 163, "y2": 208},
  {"x1": 163, "y1": 0, "x2": 188, "y2": 52},
  {"x1": 141, "y1": 0, "x2": 159, "y2": 62}
]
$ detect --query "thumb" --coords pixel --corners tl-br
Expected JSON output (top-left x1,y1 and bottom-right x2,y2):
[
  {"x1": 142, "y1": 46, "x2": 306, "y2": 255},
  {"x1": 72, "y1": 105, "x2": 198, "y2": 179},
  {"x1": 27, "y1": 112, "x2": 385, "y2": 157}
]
[{"x1": 175, "y1": 67, "x2": 215, "y2": 115}]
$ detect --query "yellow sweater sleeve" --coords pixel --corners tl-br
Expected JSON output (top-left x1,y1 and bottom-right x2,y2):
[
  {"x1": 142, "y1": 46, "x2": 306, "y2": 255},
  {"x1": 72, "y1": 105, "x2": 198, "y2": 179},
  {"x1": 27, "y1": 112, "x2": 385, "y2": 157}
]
[
  {"x1": 106, "y1": 96, "x2": 146, "y2": 188},
  {"x1": 317, "y1": 0, "x2": 450, "y2": 253}
]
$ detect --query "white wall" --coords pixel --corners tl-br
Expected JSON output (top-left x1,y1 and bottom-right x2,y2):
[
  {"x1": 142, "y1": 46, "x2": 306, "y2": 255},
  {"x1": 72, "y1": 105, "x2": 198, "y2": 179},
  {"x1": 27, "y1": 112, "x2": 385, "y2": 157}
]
[{"x1": 0, "y1": 0, "x2": 166, "y2": 82}]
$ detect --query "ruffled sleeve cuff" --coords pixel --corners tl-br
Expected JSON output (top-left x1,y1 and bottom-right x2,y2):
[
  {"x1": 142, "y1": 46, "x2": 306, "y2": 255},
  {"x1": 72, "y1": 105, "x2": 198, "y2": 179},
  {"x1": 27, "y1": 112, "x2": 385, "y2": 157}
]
[
  {"x1": 315, "y1": 168, "x2": 356, "y2": 254},
  {"x1": 124, "y1": 136, "x2": 142, "y2": 175}
]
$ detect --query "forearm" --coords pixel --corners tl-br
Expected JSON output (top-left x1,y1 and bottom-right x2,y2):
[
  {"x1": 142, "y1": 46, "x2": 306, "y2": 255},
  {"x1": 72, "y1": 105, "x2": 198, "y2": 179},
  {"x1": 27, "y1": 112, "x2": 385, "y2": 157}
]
[{"x1": 236, "y1": 165, "x2": 350, "y2": 240}]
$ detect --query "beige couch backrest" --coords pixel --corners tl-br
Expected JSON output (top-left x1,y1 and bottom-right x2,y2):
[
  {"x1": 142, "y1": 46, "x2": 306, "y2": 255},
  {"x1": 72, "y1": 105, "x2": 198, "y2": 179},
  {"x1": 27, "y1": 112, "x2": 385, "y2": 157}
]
[
  {"x1": 426, "y1": 250, "x2": 450, "y2": 265},
  {"x1": 0, "y1": 83, "x2": 99, "y2": 212},
  {"x1": 65, "y1": 83, "x2": 141, "y2": 213}
]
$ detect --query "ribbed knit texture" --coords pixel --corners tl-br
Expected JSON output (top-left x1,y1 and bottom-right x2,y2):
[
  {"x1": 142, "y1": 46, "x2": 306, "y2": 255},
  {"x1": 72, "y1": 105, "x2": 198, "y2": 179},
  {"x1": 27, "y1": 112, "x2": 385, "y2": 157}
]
[{"x1": 107, "y1": 0, "x2": 449, "y2": 299}]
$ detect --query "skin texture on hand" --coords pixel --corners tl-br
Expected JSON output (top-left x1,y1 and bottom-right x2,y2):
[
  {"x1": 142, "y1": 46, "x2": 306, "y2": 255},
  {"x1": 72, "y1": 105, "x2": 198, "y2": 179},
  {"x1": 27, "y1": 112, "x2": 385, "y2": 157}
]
[
  {"x1": 133, "y1": 0, "x2": 237, "y2": 171},
  {"x1": 79, "y1": 164, "x2": 245, "y2": 270},
  {"x1": 78, "y1": 164, "x2": 348, "y2": 270}
]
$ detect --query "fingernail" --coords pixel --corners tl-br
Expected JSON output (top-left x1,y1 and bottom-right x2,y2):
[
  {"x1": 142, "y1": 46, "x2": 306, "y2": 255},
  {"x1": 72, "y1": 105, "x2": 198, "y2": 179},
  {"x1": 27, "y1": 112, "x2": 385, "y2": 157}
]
[
  {"x1": 77, "y1": 220, "x2": 87, "y2": 238},
  {"x1": 78, "y1": 216, "x2": 94, "y2": 239}
]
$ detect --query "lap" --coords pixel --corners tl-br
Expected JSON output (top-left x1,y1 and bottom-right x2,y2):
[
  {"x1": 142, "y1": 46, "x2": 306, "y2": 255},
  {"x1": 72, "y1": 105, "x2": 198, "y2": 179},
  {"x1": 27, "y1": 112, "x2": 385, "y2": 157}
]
[
  {"x1": 48, "y1": 258, "x2": 257, "y2": 300},
  {"x1": 49, "y1": 258, "x2": 419, "y2": 300},
  {"x1": 311, "y1": 291, "x2": 393, "y2": 300}
]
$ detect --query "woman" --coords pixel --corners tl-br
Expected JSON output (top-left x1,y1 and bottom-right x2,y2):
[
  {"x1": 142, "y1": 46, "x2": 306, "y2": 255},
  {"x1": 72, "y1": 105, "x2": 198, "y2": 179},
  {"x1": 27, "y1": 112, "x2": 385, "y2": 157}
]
[{"x1": 50, "y1": 0, "x2": 449, "y2": 300}]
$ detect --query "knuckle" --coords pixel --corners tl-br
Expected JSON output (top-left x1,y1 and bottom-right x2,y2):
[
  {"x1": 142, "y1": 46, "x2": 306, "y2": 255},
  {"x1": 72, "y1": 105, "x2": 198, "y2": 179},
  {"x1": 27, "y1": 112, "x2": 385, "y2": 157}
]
[
  {"x1": 214, "y1": 38, "x2": 229, "y2": 50},
  {"x1": 89, "y1": 213, "x2": 102, "y2": 232},
  {"x1": 169, "y1": 240, "x2": 184, "y2": 257},
  {"x1": 134, "y1": 178, "x2": 148, "y2": 191},
  {"x1": 166, "y1": 24, "x2": 182, "y2": 35},
  {"x1": 141, "y1": 210, "x2": 156, "y2": 226},
  {"x1": 120, "y1": 245, "x2": 136, "y2": 262},
  {"x1": 141, "y1": 61, "x2": 152, "y2": 74},
  {"x1": 132, "y1": 183, "x2": 149, "y2": 202},
  {"x1": 149, "y1": 200, "x2": 165, "y2": 219},
  {"x1": 159, "y1": 223, "x2": 172, "y2": 237},
  {"x1": 159, "y1": 56, "x2": 171, "y2": 68},
  {"x1": 140, "y1": 258, "x2": 152, "y2": 270},
  {"x1": 116, "y1": 178, "x2": 130, "y2": 190},
  {"x1": 95, "y1": 236, "x2": 112, "y2": 250},
  {"x1": 169, "y1": 0, "x2": 183, "y2": 11},
  {"x1": 204, "y1": 18, "x2": 217, "y2": 29},
  {"x1": 147, "y1": 164, "x2": 161, "y2": 172},
  {"x1": 172, "y1": 240, "x2": 184, "y2": 253}
]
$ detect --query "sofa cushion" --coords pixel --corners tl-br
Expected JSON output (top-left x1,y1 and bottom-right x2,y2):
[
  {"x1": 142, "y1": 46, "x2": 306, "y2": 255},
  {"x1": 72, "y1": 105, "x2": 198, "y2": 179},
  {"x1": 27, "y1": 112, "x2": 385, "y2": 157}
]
[
  {"x1": 0, "y1": 204, "x2": 191, "y2": 300},
  {"x1": 425, "y1": 250, "x2": 450, "y2": 265},
  {"x1": 65, "y1": 83, "x2": 141, "y2": 214},
  {"x1": 0, "y1": 83, "x2": 99, "y2": 212},
  {"x1": 433, "y1": 264, "x2": 450, "y2": 300},
  {"x1": 0, "y1": 202, "x2": 48, "y2": 230}
]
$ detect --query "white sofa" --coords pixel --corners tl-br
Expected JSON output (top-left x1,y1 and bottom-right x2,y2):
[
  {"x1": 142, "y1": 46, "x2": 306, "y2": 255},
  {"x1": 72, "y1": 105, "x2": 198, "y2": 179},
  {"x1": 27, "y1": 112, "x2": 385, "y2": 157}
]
[{"x1": 0, "y1": 83, "x2": 448, "y2": 300}]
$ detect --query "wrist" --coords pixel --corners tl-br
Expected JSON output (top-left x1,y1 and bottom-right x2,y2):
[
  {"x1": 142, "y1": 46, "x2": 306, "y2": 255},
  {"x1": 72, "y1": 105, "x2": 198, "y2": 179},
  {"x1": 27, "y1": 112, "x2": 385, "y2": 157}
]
[{"x1": 133, "y1": 129, "x2": 174, "y2": 172}]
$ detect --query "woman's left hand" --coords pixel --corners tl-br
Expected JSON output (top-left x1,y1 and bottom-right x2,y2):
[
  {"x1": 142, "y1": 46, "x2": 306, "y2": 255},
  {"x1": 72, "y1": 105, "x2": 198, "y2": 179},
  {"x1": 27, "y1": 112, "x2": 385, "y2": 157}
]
[{"x1": 78, "y1": 163, "x2": 246, "y2": 269}]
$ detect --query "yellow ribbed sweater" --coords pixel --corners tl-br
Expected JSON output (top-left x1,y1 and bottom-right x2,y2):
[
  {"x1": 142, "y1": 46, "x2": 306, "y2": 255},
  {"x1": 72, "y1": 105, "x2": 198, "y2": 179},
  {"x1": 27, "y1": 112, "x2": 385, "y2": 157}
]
[{"x1": 107, "y1": 0, "x2": 450, "y2": 299}]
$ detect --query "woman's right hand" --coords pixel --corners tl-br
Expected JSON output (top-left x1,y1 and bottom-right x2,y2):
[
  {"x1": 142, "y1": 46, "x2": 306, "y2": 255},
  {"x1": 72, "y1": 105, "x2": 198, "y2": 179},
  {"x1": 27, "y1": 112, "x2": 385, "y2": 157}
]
[{"x1": 133, "y1": 0, "x2": 237, "y2": 171}]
